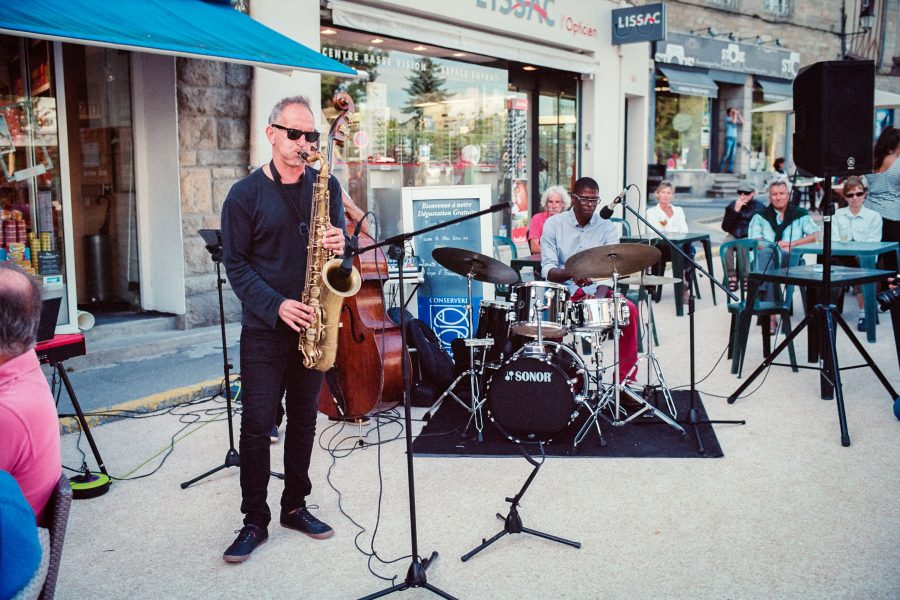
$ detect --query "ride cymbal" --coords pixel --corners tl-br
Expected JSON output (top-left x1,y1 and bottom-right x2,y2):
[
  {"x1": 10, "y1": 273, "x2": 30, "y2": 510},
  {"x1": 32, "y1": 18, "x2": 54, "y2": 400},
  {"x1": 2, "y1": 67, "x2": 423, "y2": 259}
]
[
  {"x1": 565, "y1": 243, "x2": 661, "y2": 279},
  {"x1": 432, "y1": 247, "x2": 519, "y2": 285}
]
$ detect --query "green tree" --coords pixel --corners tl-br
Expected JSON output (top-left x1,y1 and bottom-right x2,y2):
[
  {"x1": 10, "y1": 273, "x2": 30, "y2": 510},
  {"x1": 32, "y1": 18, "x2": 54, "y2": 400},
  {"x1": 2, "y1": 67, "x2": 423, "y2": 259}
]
[{"x1": 401, "y1": 58, "x2": 450, "y2": 125}]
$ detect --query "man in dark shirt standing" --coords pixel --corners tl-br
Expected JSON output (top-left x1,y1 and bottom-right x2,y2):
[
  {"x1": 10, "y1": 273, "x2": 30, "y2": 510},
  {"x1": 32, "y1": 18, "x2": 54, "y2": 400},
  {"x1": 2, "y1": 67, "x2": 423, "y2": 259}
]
[
  {"x1": 721, "y1": 182, "x2": 763, "y2": 290},
  {"x1": 220, "y1": 96, "x2": 346, "y2": 563}
]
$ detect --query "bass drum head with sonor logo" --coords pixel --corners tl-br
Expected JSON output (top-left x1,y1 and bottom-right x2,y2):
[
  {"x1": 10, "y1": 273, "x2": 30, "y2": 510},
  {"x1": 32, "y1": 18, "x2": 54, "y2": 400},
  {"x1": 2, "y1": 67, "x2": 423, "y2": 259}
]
[{"x1": 486, "y1": 344, "x2": 584, "y2": 444}]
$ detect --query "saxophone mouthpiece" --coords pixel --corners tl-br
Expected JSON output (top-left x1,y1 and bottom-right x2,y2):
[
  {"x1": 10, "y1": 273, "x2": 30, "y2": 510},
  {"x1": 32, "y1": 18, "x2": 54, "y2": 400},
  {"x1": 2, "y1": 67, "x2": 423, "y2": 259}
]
[{"x1": 300, "y1": 150, "x2": 321, "y2": 164}]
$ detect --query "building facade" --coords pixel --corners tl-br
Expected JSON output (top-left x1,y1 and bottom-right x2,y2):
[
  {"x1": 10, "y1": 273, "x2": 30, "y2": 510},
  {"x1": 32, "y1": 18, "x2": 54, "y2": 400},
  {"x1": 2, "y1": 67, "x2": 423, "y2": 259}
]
[
  {"x1": 2, "y1": 0, "x2": 653, "y2": 330},
  {"x1": 633, "y1": 0, "x2": 899, "y2": 194}
]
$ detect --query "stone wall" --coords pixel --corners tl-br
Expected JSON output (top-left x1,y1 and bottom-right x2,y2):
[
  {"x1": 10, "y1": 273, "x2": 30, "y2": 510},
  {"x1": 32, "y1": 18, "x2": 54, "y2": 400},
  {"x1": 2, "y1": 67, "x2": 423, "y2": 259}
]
[{"x1": 176, "y1": 59, "x2": 252, "y2": 328}]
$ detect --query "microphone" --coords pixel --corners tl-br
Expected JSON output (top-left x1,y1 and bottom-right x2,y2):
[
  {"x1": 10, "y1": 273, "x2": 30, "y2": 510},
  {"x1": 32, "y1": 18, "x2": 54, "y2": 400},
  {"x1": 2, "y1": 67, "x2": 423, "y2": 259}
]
[
  {"x1": 340, "y1": 218, "x2": 365, "y2": 278},
  {"x1": 599, "y1": 186, "x2": 629, "y2": 219}
]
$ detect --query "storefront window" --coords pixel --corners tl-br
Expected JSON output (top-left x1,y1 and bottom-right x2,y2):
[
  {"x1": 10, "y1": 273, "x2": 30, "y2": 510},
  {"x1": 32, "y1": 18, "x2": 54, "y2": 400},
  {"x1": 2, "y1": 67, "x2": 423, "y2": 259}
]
[
  {"x1": 0, "y1": 35, "x2": 68, "y2": 323},
  {"x1": 538, "y1": 94, "x2": 577, "y2": 195},
  {"x1": 654, "y1": 81, "x2": 711, "y2": 171},
  {"x1": 61, "y1": 45, "x2": 138, "y2": 312},
  {"x1": 751, "y1": 90, "x2": 788, "y2": 173},
  {"x1": 320, "y1": 30, "x2": 510, "y2": 242}
]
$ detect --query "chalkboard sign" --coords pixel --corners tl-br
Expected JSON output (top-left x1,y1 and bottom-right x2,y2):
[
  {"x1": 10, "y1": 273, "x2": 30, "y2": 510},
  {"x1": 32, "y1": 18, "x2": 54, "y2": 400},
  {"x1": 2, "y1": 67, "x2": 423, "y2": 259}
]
[
  {"x1": 38, "y1": 250, "x2": 62, "y2": 275},
  {"x1": 402, "y1": 185, "x2": 494, "y2": 354}
]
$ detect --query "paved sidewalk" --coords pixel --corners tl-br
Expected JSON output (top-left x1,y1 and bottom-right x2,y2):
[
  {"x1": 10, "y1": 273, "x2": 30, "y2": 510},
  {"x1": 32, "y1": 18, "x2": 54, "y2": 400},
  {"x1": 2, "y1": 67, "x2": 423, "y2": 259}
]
[{"x1": 53, "y1": 278, "x2": 900, "y2": 600}]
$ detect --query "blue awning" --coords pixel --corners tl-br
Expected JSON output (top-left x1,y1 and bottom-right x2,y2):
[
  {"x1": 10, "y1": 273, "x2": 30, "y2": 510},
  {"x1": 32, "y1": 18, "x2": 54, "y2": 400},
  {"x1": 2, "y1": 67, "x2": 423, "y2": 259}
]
[
  {"x1": 0, "y1": 0, "x2": 357, "y2": 77},
  {"x1": 658, "y1": 66, "x2": 718, "y2": 98},
  {"x1": 756, "y1": 77, "x2": 793, "y2": 102}
]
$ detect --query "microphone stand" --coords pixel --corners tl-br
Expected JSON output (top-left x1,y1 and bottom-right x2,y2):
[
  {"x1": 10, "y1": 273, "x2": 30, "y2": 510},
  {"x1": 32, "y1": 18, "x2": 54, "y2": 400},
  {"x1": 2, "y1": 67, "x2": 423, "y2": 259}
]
[
  {"x1": 615, "y1": 196, "x2": 745, "y2": 455},
  {"x1": 181, "y1": 230, "x2": 284, "y2": 488},
  {"x1": 354, "y1": 200, "x2": 507, "y2": 600}
]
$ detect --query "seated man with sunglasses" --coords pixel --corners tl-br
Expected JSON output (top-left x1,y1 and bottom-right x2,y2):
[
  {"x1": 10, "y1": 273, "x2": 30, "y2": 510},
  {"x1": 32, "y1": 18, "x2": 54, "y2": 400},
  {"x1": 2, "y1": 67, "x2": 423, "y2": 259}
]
[
  {"x1": 220, "y1": 95, "x2": 346, "y2": 563},
  {"x1": 832, "y1": 176, "x2": 883, "y2": 330},
  {"x1": 540, "y1": 177, "x2": 641, "y2": 400}
]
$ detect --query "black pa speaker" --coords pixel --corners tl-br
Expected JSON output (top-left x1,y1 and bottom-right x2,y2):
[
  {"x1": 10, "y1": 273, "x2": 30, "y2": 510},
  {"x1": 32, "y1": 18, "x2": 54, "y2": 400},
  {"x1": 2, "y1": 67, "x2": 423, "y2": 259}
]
[{"x1": 792, "y1": 60, "x2": 875, "y2": 177}]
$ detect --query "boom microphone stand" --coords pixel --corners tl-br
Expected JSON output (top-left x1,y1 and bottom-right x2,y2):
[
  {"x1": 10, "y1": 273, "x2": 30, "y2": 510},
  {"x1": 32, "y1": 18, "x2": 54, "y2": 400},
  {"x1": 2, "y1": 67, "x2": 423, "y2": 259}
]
[
  {"x1": 356, "y1": 201, "x2": 507, "y2": 600},
  {"x1": 181, "y1": 230, "x2": 283, "y2": 489},
  {"x1": 612, "y1": 190, "x2": 745, "y2": 454}
]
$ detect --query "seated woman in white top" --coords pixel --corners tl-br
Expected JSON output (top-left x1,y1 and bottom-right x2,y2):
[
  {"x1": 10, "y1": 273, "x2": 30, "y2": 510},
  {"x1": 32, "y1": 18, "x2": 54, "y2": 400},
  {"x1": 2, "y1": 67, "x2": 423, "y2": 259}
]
[
  {"x1": 831, "y1": 176, "x2": 883, "y2": 330},
  {"x1": 646, "y1": 180, "x2": 693, "y2": 297},
  {"x1": 646, "y1": 180, "x2": 688, "y2": 234}
]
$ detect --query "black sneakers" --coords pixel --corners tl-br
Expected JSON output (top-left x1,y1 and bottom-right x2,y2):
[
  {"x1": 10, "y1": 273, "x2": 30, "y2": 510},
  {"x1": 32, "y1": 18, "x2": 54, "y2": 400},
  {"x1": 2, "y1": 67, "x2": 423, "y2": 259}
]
[
  {"x1": 223, "y1": 524, "x2": 268, "y2": 563},
  {"x1": 280, "y1": 506, "x2": 334, "y2": 539}
]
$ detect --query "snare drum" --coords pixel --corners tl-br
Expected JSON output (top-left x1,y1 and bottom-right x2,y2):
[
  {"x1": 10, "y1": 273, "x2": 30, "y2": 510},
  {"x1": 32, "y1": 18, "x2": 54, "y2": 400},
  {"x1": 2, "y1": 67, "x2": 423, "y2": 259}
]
[
  {"x1": 511, "y1": 281, "x2": 570, "y2": 338},
  {"x1": 486, "y1": 341, "x2": 587, "y2": 444},
  {"x1": 571, "y1": 296, "x2": 630, "y2": 332},
  {"x1": 475, "y1": 300, "x2": 513, "y2": 366}
]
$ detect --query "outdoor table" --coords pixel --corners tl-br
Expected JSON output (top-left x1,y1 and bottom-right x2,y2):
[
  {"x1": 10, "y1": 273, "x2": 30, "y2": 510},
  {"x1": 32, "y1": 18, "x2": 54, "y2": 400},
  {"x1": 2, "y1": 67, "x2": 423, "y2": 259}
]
[
  {"x1": 622, "y1": 233, "x2": 716, "y2": 316},
  {"x1": 732, "y1": 265, "x2": 892, "y2": 378},
  {"x1": 790, "y1": 241, "x2": 899, "y2": 342}
]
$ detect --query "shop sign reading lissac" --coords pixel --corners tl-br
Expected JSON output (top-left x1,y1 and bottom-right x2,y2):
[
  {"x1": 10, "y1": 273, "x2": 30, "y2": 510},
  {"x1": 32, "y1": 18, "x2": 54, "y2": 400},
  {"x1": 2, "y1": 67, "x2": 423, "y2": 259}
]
[
  {"x1": 611, "y1": 3, "x2": 666, "y2": 45},
  {"x1": 365, "y1": 0, "x2": 605, "y2": 52},
  {"x1": 402, "y1": 185, "x2": 494, "y2": 355}
]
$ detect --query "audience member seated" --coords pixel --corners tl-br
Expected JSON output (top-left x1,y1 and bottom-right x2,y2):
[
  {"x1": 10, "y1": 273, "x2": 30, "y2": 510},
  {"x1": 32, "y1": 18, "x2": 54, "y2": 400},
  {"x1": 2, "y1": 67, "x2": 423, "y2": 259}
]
[
  {"x1": 527, "y1": 185, "x2": 569, "y2": 254},
  {"x1": 830, "y1": 176, "x2": 883, "y2": 331},
  {"x1": 646, "y1": 180, "x2": 694, "y2": 300},
  {"x1": 748, "y1": 177, "x2": 819, "y2": 332},
  {"x1": 721, "y1": 182, "x2": 764, "y2": 290},
  {"x1": 0, "y1": 263, "x2": 62, "y2": 522},
  {"x1": 0, "y1": 469, "x2": 44, "y2": 600}
]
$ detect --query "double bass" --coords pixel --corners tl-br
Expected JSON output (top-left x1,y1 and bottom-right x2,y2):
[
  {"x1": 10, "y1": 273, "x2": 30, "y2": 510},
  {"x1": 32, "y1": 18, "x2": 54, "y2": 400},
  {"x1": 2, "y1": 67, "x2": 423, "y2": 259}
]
[{"x1": 317, "y1": 94, "x2": 407, "y2": 419}]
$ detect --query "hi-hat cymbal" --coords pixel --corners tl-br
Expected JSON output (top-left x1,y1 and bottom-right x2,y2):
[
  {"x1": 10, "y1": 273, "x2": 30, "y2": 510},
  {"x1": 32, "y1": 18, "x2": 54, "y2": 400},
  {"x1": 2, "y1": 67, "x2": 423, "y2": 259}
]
[
  {"x1": 618, "y1": 274, "x2": 681, "y2": 286},
  {"x1": 432, "y1": 247, "x2": 519, "y2": 285},
  {"x1": 565, "y1": 243, "x2": 661, "y2": 279}
]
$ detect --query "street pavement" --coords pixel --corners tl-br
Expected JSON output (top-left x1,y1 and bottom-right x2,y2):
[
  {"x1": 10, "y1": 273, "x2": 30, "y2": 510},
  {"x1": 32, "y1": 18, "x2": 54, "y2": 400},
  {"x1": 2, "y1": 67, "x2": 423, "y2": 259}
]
[{"x1": 53, "y1": 260, "x2": 900, "y2": 599}]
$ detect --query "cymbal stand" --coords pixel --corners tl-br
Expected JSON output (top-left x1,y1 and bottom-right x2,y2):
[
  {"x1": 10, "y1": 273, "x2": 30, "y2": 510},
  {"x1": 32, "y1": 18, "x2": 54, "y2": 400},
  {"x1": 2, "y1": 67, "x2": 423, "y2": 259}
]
[
  {"x1": 638, "y1": 284, "x2": 677, "y2": 418},
  {"x1": 603, "y1": 265, "x2": 684, "y2": 433},
  {"x1": 424, "y1": 273, "x2": 487, "y2": 442},
  {"x1": 619, "y1": 196, "x2": 744, "y2": 454}
]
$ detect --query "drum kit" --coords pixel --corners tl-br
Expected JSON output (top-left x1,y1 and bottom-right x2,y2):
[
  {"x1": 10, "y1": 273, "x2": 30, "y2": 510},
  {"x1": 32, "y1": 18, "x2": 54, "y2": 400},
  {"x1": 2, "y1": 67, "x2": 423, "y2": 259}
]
[{"x1": 427, "y1": 242, "x2": 686, "y2": 450}]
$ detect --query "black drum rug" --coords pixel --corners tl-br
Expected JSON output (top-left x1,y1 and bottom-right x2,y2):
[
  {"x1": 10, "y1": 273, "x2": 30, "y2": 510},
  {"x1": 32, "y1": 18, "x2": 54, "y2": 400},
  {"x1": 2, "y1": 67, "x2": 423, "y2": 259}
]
[{"x1": 412, "y1": 389, "x2": 724, "y2": 458}]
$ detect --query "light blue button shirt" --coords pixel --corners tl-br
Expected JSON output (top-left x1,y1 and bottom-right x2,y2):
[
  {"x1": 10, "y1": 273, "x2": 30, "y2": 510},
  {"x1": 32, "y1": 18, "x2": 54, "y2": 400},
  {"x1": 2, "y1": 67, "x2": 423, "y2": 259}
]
[
  {"x1": 748, "y1": 212, "x2": 819, "y2": 243},
  {"x1": 831, "y1": 205, "x2": 883, "y2": 242},
  {"x1": 540, "y1": 210, "x2": 619, "y2": 295}
]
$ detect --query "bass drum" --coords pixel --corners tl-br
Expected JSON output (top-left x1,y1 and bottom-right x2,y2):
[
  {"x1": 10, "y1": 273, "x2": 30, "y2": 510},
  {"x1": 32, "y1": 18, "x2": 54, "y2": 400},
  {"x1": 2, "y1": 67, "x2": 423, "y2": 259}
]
[{"x1": 486, "y1": 341, "x2": 587, "y2": 444}]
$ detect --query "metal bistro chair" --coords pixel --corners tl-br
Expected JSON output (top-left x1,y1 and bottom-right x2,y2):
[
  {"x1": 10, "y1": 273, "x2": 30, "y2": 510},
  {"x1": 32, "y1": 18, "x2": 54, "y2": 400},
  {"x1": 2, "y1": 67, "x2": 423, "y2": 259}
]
[
  {"x1": 492, "y1": 235, "x2": 520, "y2": 300},
  {"x1": 609, "y1": 217, "x2": 631, "y2": 237},
  {"x1": 39, "y1": 473, "x2": 73, "y2": 600},
  {"x1": 719, "y1": 239, "x2": 798, "y2": 376}
]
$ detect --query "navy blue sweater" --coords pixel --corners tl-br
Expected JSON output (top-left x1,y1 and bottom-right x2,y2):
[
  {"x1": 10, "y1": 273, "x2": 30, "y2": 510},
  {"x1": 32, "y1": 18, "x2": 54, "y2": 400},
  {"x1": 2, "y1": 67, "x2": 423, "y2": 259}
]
[{"x1": 221, "y1": 165, "x2": 346, "y2": 333}]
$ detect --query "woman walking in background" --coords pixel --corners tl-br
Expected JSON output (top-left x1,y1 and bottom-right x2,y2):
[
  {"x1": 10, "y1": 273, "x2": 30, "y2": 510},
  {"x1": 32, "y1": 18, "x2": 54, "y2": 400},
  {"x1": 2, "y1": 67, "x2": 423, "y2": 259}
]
[{"x1": 865, "y1": 126, "x2": 900, "y2": 276}]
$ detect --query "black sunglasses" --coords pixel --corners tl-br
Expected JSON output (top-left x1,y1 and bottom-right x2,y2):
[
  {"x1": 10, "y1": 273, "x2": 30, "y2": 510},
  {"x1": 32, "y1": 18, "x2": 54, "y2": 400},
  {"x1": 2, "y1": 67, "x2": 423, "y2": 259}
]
[
  {"x1": 271, "y1": 123, "x2": 320, "y2": 143},
  {"x1": 845, "y1": 191, "x2": 866, "y2": 198}
]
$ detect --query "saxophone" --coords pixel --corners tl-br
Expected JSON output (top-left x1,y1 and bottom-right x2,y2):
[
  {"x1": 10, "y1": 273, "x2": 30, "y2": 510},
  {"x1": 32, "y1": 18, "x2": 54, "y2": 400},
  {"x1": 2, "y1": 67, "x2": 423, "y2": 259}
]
[{"x1": 298, "y1": 148, "x2": 362, "y2": 371}]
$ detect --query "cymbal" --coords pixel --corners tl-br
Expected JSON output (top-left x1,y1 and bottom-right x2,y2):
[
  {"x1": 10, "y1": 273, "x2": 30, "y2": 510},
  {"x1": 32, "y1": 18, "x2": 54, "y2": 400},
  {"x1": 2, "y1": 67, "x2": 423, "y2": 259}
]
[
  {"x1": 432, "y1": 247, "x2": 519, "y2": 285},
  {"x1": 565, "y1": 243, "x2": 661, "y2": 279},
  {"x1": 618, "y1": 274, "x2": 681, "y2": 286}
]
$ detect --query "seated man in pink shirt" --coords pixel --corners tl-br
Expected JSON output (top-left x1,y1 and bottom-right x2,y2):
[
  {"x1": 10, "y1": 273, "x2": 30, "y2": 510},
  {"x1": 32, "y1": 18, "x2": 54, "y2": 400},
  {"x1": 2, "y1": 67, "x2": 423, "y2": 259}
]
[{"x1": 0, "y1": 263, "x2": 61, "y2": 522}]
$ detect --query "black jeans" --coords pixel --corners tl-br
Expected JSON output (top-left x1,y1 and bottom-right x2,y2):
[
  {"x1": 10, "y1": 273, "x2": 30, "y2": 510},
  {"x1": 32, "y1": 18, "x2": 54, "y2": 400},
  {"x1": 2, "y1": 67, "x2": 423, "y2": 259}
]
[{"x1": 239, "y1": 326, "x2": 324, "y2": 529}]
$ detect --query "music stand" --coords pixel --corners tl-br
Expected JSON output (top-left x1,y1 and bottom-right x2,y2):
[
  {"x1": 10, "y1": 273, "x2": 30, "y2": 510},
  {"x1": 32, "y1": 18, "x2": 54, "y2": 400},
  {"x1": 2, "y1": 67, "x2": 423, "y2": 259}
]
[{"x1": 181, "y1": 230, "x2": 283, "y2": 489}]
